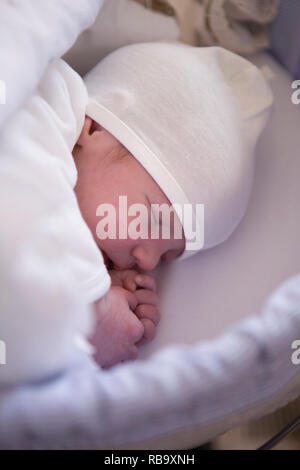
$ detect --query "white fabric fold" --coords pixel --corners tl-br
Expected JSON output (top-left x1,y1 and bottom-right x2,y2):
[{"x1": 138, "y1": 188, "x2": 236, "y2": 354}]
[
  {"x1": 0, "y1": 59, "x2": 110, "y2": 385},
  {"x1": 0, "y1": 0, "x2": 104, "y2": 131}
]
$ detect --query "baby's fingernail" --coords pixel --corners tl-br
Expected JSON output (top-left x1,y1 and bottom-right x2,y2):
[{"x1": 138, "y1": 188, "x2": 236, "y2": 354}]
[{"x1": 136, "y1": 275, "x2": 143, "y2": 283}]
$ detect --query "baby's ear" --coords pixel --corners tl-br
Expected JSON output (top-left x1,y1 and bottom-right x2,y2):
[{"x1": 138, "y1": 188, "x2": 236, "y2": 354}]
[{"x1": 77, "y1": 117, "x2": 103, "y2": 146}]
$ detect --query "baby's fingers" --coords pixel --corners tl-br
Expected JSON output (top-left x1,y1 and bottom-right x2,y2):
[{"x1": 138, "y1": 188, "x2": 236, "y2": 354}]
[
  {"x1": 134, "y1": 288, "x2": 159, "y2": 307},
  {"x1": 123, "y1": 272, "x2": 138, "y2": 293},
  {"x1": 135, "y1": 274, "x2": 156, "y2": 292},
  {"x1": 122, "y1": 288, "x2": 138, "y2": 312},
  {"x1": 136, "y1": 318, "x2": 156, "y2": 346},
  {"x1": 135, "y1": 304, "x2": 161, "y2": 326}
]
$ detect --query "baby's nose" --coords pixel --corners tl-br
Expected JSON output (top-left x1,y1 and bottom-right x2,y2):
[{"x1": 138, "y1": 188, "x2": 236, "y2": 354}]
[
  {"x1": 136, "y1": 258, "x2": 157, "y2": 272},
  {"x1": 133, "y1": 248, "x2": 160, "y2": 272}
]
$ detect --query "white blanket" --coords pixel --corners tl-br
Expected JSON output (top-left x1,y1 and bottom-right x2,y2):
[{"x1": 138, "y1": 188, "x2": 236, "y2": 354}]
[
  {"x1": 0, "y1": 58, "x2": 110, "y2": 385},
  {"x1": 0, "y1": 0, "x2": 104, "y2": 131}
]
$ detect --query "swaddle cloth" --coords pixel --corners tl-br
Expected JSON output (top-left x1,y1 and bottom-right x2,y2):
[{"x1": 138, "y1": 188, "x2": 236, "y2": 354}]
[
  {"x1": 0, "y1": 59, "x2": 110, "y2": 385},
  {"x1": 84, "y1": 42, "x2": 274, "y2": 259}
]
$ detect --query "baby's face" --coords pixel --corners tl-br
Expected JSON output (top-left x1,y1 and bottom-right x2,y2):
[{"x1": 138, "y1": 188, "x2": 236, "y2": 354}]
[{"x1": 73, "y1": 117, "x2": 185, "y2": 272}]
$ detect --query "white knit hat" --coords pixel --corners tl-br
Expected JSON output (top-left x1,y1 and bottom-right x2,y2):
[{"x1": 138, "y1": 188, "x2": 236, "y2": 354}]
[{"x1": 84, "y1": 42, "x2": 273, "y2": 260}]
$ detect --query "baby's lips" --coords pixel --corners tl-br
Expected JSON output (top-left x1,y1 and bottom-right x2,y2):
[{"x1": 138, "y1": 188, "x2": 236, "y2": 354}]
[
  {"x1": 113, "y1": 262, "x2": 136, "y2": 271},
  {"x1": 112, "y1": 264, "x2": 123, "y2": 271}
]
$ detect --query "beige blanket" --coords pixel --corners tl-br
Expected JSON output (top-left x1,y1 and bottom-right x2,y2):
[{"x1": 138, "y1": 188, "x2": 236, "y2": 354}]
[{"x1": 134, "y1": 0, "x2": 280, "y2": 55}]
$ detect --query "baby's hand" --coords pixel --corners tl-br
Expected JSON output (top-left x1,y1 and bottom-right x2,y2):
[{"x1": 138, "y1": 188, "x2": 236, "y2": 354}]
[
  {"x1": 109, "y1": 269, "x2": 161, "y2": 347},
  {"x1": 133, "y1": 273, "x2": 160, "y2": 346},
  {"x1": 108, "y1": 268, "x2": 144, "y2": 292},
  {"x1": 89, "y1": 286, "x2": 144, "y2": 369}
]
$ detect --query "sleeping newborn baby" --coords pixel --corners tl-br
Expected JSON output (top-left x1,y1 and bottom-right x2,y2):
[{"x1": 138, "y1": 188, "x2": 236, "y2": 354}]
[
  {"x1": 73, "y1": 117, "x2": 185, "y2": 367},
  {"x1": 73, "y1": 41, "x2": 273, "y2": 368},
  {"x1": 0, "y1": 41, "x2": 273, "y2": 384}
]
